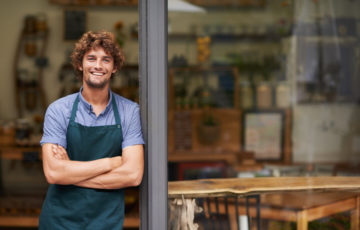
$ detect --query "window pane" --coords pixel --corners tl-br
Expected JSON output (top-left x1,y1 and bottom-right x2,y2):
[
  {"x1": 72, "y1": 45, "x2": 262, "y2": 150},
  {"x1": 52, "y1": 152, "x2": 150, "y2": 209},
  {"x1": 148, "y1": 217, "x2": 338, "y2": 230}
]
[{"x1": 168, "y1": 0, "x2": 360, "y2": 228}]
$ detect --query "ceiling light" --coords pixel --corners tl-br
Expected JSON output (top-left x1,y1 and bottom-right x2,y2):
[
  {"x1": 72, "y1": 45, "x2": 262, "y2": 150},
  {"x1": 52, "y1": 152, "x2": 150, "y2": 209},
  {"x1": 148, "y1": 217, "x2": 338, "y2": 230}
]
[{"x1": 168, "y1": 0, "x2": 206, "y2": 13}]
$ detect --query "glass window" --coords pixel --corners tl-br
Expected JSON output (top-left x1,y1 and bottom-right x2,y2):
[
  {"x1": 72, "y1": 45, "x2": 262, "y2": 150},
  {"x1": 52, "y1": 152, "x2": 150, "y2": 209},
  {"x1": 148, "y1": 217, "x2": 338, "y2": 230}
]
[{"x1": 168, "y1": 0, "x2": 360, "y2": 229}]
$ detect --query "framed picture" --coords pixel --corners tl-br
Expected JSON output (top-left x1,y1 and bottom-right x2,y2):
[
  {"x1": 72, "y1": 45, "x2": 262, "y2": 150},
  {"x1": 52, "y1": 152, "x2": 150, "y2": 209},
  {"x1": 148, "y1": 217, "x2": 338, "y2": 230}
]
[
  {"x1": 63, "y1": 9, "x2": 87, "y2": 41},
  {"x1": 242, "y1": 110, "x2": 285, "y2": 161}
]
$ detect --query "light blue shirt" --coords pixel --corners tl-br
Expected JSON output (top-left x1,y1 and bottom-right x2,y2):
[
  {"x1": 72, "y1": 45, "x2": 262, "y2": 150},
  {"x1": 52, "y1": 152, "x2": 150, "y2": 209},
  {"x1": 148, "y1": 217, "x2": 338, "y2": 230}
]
[{"x1": 40, "y1": 89, "x2": 144, "y2": 149}]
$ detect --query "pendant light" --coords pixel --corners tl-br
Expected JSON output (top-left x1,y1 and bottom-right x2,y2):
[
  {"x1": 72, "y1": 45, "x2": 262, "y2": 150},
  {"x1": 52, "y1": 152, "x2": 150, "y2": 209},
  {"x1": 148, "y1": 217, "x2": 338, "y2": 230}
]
[{"x1": 168, "y1": 0, "x2": 206, "y2": 13}]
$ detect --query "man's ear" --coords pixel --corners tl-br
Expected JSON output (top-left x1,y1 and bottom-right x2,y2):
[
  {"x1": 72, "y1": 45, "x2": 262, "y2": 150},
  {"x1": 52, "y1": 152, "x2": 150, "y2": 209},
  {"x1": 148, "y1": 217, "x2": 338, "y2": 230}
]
[
  {"x1": 79, "y1": 65, "x2": 83, "y2": 71},
  {"x1": 112, "y1": 68, "x2": 117, "y2": 73}
]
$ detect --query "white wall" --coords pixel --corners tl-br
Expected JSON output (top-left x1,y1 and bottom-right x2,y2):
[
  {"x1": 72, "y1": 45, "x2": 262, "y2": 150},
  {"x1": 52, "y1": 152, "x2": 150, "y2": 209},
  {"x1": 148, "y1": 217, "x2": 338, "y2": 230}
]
[
  {"x1": 295, "y1": 0, "x2": 360, "y2": 22},
  {"x1": 293, "y1": 104, "x2": 360, "y2": 163},
  {"x1": 0, "y1": 0, "x2": 138, "y2": 120}
]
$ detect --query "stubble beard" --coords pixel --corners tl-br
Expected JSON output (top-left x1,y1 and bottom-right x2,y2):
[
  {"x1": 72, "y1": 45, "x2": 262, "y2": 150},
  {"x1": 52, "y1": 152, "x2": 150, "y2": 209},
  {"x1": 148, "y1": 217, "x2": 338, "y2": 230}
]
[{"x1": 85, "y1": 76, "x2": 110, "y2": 89}]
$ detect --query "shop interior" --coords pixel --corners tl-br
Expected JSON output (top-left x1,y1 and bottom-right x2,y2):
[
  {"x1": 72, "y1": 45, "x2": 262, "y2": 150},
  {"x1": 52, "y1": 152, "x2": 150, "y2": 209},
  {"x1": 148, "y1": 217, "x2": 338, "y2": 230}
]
[{"x1": 0, "y1": 0, "x2": 360, "y2": 229}]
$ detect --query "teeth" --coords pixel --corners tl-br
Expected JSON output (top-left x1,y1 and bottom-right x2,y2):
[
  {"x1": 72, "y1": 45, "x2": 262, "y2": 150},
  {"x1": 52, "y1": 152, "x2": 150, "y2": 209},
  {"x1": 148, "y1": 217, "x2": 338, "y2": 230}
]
[{"x1": 92, "y1": 72, "x2": 104, "y2": 76}]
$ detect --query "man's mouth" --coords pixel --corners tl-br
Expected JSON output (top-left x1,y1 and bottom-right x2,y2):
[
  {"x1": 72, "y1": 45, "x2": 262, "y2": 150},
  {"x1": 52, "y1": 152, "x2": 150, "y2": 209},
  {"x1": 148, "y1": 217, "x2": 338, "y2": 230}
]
[{"x1": 91, "y1": 72, "x2": 105, "y2": 76}]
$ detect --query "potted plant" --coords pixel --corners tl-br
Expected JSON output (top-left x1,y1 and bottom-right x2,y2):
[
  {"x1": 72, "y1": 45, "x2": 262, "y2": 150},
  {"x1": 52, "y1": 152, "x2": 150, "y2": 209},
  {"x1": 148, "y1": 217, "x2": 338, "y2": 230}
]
[{"x1": 197, "y1": 108, "x2": 220, "y2": 145}]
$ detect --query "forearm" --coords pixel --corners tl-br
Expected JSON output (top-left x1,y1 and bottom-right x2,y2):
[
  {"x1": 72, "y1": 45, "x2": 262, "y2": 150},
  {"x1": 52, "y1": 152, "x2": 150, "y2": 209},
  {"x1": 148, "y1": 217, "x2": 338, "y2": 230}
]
[
  {"x1": 42, "y1": 143, "x2": 119, "y2": 185},
  {"x1": 45, "y1": 157, "x2": 112, "y2": 185},
  {"x1": 75, "y1": 163, "x2": 143, "y2": 189},
  {"x1": 75, "y1": 145, "x2": 144, "y2": 189}
]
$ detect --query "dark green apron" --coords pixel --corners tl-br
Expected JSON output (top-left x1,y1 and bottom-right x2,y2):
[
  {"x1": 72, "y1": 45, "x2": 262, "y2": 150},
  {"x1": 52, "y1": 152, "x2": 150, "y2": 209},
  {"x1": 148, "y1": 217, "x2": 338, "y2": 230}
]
[{"x1": 39, "y1": 94, "x2": 124, "y2": 230}]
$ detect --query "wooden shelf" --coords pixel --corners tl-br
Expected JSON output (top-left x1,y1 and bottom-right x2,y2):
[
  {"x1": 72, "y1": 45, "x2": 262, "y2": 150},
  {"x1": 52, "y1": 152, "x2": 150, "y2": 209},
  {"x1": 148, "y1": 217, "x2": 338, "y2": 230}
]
[
  {"x1": 49, "y1": 0, "x2": 138, "y2": 6},
  {"x1": 168, "y1": 108, "x2": 292, "y2": 165},
  {"x1": 188, "y1": 0, "x2": 266, "y2": 8},
  {"x1": 168, "y1": 33, "x2": 286, "y2": 43},
  {"x1": 0, "y1": 192, "x2": 139, "y2": 228},
  {"x1": 169, "y1": 151, "x2": 240, "y2": 167},
  {"x1": 49, "y1": 0, "x2": 266, "y2": 7},
  {"x1": 0, "y1": 215, "x2": 139, "y2": 228},
  {"x1": 0, "y1": 216, "x2": 39, "y2": 228},
  {"x1": 13, "y1": 28, "x2": 49, "y2": 117},
  {"x1": 0, "y1": 146, "x2": 41, "y2": 160}
]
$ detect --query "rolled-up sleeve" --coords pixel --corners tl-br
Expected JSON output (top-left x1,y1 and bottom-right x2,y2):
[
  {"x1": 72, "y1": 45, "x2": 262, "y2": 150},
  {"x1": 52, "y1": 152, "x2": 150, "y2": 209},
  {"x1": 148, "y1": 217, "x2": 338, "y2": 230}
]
[
  {"x1": 122, "y1": 105, "x2": 145, "y2": 149},
  {"x1": 40, "y1": 104, "x2": 68, "y2": 148}
]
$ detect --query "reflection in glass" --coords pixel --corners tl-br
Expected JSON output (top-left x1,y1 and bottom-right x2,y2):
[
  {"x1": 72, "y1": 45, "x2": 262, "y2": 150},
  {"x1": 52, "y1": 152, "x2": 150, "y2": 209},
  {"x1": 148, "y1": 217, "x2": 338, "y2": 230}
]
[{"x1": 168, "y1": 0, "x2": 360, "y2": 229}]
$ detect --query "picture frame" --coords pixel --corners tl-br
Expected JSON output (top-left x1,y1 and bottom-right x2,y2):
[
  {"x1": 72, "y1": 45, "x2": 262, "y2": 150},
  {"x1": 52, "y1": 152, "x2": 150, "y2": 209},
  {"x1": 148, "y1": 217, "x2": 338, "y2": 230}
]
[
  {"x1": 63, "y1": 9, "x2": 87, "y2": 41},
  {"x1": 242, "y1": 110, "x2": 285, "y2": 161}
]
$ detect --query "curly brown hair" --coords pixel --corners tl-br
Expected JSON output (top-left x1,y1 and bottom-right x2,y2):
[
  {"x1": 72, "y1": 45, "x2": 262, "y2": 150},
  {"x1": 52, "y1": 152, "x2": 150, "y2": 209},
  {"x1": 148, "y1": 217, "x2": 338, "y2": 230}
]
[{"x1": 71, "y1": 31, "x2": 125, "y2": 80}]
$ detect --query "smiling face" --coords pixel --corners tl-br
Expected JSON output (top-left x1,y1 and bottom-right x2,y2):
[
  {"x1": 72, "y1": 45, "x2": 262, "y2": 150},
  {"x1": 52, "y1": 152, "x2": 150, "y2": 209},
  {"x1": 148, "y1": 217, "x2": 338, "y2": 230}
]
[{"x1": 79, "y1": 47, "x2": 117, "y2": 89}]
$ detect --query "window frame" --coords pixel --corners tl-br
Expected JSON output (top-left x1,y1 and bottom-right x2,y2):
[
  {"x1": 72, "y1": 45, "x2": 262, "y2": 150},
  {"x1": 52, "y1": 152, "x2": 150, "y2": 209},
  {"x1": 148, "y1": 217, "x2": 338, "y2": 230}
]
[{"x1": 139, "y1": 0, "x2": 168, "y2": 229}]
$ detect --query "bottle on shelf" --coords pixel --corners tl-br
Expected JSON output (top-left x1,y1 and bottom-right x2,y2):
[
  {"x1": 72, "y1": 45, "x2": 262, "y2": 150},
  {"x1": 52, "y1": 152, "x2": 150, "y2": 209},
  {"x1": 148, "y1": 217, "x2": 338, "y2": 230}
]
[
  {"x1": 256, "y1": 81, "x2": 272, "y2": 109},
  {"x1": 240, "y1": 81, "x2": 253, "y2": 109},
  {"x1": 275, "y1": 82, "x2": 291, "y2": 108}
]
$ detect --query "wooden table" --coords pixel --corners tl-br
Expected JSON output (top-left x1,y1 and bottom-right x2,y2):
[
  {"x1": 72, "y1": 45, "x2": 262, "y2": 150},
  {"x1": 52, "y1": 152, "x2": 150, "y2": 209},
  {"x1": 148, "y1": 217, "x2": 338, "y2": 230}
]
[
  {"x1": 168, "y1": 177, "x2": 360, "y2": 230},
  {"x1": 168, "y1": 177, "x2": 360, "y2": 198},
  {"x1": 260, "y1": 191, "x2": 359, "y2": 230},
  {"x1": 204, "y1": 191, "x2": 360, "y2": 230}
]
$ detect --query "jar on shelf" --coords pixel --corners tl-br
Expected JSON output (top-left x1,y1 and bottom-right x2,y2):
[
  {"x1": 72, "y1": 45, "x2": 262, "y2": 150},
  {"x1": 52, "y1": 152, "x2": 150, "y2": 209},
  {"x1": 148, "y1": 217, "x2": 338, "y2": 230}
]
[
  {"x1": 36, "y1": 13, "x2": 48, "y2": 32},
  {"x1": 275, "y1": 82, "x2": 291, "y2": 108},
  {"x1": 256, "y1": 82, "x2": 272, "y2": 108},
  {"x1": 15, "y1": 119, "x2": 31, "y2": 146},
  {"x1": 240, "y1": 81, "x2": 253, "y2": 109},
  {"x1": 24, "y1": 15, "x2": 37, "y2": 34},
  {"x1": 24, "y1": 36, "x2": 37, "y2": 57}
]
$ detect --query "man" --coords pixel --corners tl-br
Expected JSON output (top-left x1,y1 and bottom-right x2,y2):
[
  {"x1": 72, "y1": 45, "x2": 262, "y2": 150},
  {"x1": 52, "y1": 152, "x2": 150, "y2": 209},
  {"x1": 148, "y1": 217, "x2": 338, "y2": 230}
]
[{"x1": 39, "y1": 31, "x2": 144, "y2": 230}]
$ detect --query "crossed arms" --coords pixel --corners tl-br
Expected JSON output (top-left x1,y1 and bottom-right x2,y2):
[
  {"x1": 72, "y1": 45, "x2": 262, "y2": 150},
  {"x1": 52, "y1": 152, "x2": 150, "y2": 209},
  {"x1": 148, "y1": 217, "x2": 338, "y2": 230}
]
[{"x1": 42, "y1": 143, "x2": 144, "y2": 189}]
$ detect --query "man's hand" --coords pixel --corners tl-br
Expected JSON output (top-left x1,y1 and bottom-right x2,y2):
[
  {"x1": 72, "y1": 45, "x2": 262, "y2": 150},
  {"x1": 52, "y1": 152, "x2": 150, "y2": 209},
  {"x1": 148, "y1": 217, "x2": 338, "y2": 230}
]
[
  {"x1": 42, "y1": 143, "x2": 123, "y2": 185},
  {"x1": 52, "y1": 145, "x2": 69, "y2": 160},
  {"x1": 74, "y1": 145, "x2": 143, "y2": 189}
]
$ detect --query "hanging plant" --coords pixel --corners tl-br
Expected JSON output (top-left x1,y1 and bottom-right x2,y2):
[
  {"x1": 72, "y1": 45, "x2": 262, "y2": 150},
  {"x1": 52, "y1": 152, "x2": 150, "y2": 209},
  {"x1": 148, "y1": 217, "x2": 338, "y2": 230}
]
[{"x1": 114, "y1": 21, "x2": 126, "y2": 48}]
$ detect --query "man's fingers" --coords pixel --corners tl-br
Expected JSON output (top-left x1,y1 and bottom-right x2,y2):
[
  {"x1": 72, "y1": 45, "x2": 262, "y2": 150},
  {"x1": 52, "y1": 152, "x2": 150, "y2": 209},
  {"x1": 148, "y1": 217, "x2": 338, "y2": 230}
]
[
  {"x1": 53, "y1": 153, "x2": 61, "y2": 159},
  {"x1": 51, "y1": 144, "x2": 69, "y2": 160},
  {"x1": 52, "y1": 145, "x2": 61, "y2": 159},
  {"x1": 56, "y1": 145, "x2": 70, "y2": 160}
]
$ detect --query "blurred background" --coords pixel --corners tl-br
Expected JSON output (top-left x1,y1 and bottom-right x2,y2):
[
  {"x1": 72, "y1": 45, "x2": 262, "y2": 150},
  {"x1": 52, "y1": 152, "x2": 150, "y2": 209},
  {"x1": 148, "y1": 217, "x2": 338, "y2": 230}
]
[{"x1": 0, "y1": 0, "x2": 360, "y2": 229}]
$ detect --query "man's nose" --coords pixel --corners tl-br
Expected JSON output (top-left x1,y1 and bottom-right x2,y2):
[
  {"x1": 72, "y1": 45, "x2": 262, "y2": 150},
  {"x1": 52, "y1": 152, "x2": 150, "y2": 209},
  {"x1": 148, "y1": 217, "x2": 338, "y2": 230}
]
[{"x1": 95, "y1": 60, "x2": 103, "y2": 69}]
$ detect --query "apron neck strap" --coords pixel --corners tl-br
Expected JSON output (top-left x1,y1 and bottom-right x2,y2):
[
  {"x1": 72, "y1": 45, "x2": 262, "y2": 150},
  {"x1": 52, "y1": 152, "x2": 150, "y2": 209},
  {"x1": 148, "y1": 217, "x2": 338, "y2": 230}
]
[
  {"x1": 70, "y1": 95, "x2": 80, "y2": 123},
  {"x1": 112, "y1": 93, "x2": 121, "y2": 124},
  {"x1": 70, "y1": 93, "x2": 121, "y2": 124}
]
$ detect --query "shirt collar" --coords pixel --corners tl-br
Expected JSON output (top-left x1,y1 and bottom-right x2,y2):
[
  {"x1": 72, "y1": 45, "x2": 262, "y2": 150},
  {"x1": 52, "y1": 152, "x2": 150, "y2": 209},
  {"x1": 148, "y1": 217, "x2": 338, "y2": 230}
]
[{"x1": 78, "y1": 87, "x2": 113, "y2": 116}]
